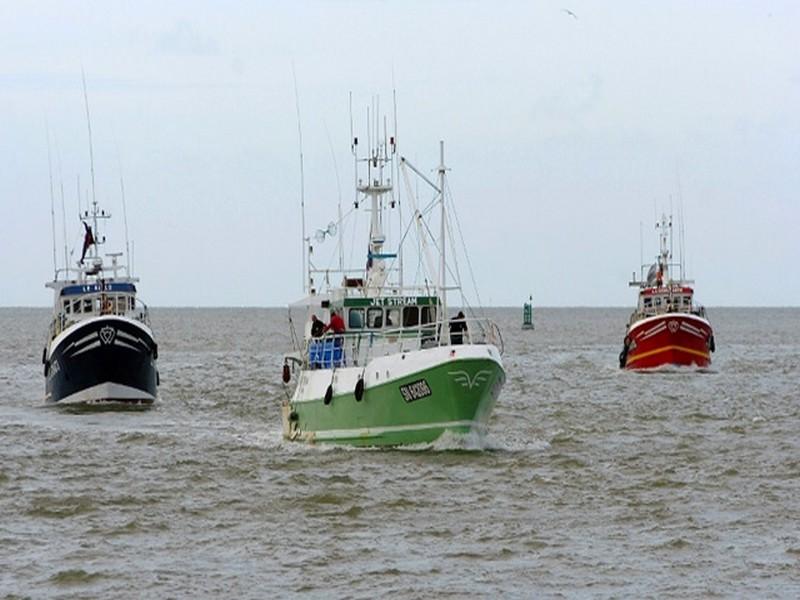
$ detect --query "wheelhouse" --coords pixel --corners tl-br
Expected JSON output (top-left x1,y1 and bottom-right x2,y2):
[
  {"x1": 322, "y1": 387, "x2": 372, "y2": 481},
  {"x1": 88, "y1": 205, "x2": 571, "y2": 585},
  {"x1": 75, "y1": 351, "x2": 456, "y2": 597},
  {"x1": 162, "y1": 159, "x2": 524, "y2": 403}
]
[
  {"x1": 342, "y1": 296, "x2": 439, "y2": 332},
  {"x1": 59, "y1": 282, "x2": 138, "y2": 316},
  {"x1": 47, "y1": 279, "x2": 149, "y2": 339},
  {"x1": 638, "y1": 285, "x2": 694, "y2": 316}
]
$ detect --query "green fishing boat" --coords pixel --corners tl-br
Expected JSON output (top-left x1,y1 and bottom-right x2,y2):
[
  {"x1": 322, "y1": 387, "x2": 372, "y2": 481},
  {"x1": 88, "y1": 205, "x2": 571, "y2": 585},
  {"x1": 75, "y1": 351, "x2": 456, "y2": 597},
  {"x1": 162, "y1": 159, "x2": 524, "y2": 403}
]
[{"x1": 281, "y1": 106, "x2": 504, "y2": 446}]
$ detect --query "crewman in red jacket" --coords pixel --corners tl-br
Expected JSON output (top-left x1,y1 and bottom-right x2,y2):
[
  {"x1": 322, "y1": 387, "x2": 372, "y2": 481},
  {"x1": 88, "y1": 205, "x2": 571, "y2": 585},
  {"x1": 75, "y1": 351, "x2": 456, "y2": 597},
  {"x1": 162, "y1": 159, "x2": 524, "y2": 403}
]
[{"x1": 324, "y1": 309, "x2": 346, "y2": 334}]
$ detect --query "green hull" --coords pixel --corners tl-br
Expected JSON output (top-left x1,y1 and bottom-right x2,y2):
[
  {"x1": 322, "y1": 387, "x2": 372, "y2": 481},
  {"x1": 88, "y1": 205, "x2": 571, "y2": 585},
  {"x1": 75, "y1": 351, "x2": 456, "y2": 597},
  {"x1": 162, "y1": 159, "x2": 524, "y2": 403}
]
[{"x1": 283, "y1": 356, "x2": 505, "y2": 447}]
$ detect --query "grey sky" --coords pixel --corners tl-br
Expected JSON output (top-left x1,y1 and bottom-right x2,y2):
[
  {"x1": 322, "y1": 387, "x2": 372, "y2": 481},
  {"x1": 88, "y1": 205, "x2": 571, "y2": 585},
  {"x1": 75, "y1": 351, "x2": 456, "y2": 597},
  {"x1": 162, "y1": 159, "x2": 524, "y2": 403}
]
[{"x1": 1, "y1": 1, "x2": 798, "y2": 307}]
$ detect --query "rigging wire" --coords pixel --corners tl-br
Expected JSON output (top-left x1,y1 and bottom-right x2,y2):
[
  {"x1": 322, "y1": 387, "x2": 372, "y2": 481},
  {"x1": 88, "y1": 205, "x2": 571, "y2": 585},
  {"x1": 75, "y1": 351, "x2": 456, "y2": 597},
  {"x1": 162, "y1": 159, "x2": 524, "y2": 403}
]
[
  {"x1": 444, "y1": 178, "x2": 485, "y2": 315},
  {"x1": 323, "y1": 120, "x2": 344, "y2": 272}
]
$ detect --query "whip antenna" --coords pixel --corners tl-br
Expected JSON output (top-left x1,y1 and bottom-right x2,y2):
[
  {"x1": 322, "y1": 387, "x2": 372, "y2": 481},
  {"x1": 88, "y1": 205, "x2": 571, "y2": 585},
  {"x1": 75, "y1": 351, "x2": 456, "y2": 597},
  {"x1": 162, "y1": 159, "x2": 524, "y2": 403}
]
[
  {"x1": 117, "y1": 150, "x2": 131, "y2": 276},
  {"x1": 56, "y1": 134, "x2": 68, "y2": 272},
  {"x1": 46, "y1": 120, "x2": 57, "y2": 277},
  {"x1": 324, "y1": 121, "x2": 344, "y2": 272},
  {"x1": 292, "y1": 63, "x2": 307, "y2": 293},
  {"x1": 81, "y1": 70, "x2": 97, "y2": 213}
]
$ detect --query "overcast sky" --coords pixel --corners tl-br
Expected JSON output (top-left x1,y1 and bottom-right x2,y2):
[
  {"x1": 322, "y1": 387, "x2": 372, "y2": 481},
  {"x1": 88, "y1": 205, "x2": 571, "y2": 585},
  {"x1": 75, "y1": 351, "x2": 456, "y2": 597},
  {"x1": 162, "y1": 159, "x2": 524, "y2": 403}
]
[{"x1": 2, "y1": 1, "x2": 798, "y2": 307}]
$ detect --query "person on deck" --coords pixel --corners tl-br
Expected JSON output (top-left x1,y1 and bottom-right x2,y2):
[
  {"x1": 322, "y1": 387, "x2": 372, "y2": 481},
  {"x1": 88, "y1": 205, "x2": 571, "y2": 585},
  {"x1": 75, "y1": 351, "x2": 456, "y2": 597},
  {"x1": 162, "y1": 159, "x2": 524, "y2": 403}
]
[
  {"x1": 310, "y1": 314, "x2": 324, "y2": 338},
  {"x1": 323, "y1": 309, "x2": 346, "y2": 367},
  {"x1": 324, "y1": 309, "x2": 346, "y2": 336},
  {"x1": 449, "y1": 311, "x2": 467, "y2": 345}
]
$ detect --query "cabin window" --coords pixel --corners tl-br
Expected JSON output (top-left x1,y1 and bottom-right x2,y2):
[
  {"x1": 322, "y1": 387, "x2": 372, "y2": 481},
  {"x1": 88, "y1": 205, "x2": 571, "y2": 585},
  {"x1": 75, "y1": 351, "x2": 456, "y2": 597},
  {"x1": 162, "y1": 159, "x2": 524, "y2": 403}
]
[
  {"x1": 63, "y1": 300, "x2": 70, "y2": 314},
  {"x1": 83, "y1": 298, "x2": 94, "y2": 313},
  {"x1": 129, "y1": 297, "x2": 136, "y2": 311},
  {"x1": 654, "y1": 297, "x2": 662, "y2": 307},
  {"x1": 402, "y1": 306, "x2": 419, "y2": 327},
  {"x1": 683, "y1": 296, "x2": 691, "y2": 307},
  {"x1": 643, "y1": 297, "x2": 652, "y2": 309},
  {"x1": 348, "y1": 308, "x2": 364, "y2": 329},
  {"x1": 386, "y1": 308, "x2": 400, "y2": 327},
  {"x1": 421, "y1": 306, "x2": 436, "y2": 325},
  {"x1": 367, "y1": 307, "x2": 383, "y2": 329},
  {"x1": 72, "y1": 299, "x2": 81, "y2": 313}
]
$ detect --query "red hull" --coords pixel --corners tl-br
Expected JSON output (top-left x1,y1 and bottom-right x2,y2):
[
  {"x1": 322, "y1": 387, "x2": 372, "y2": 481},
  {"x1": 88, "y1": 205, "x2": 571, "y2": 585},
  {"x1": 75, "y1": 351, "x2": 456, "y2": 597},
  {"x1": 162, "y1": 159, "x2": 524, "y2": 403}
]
[{"x1": 622, "y1": 313, "x2": 713, "y2": 369}]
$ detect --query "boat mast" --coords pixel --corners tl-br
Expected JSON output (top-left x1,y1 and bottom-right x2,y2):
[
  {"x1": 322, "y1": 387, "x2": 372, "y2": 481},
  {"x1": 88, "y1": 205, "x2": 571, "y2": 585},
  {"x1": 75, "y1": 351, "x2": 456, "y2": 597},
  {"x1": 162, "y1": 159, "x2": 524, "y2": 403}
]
[
  {"x1": 657, "y1": 213, "x2": 670, "y2": 283},
  {"x1": 438, "y1": 141, "x2": 449, "y2": 343},
  {"x1": 354, "y1": 95, "x2": 396, "y2": 294}
]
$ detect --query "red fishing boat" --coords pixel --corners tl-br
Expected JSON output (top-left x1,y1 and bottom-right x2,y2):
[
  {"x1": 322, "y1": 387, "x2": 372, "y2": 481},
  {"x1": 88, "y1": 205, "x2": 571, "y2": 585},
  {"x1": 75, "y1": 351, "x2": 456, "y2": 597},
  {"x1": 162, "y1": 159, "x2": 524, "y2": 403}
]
[{"x1": 619, "y1": 214, "x2": 715, "y2": 369}]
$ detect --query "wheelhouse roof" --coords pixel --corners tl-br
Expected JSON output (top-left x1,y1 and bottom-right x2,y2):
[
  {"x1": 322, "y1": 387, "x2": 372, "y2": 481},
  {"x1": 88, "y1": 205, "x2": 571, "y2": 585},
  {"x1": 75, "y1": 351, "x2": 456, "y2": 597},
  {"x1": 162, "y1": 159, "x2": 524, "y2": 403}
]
[
  {"x1": 640, "y1": 286, "x2": 693, "y2": 296},
  {"x1": 342, "y1": 296, "x2": 439, "y2": 308},
  {"x1": 60, "y1": 282, "x2": 137, "y2": 296}
]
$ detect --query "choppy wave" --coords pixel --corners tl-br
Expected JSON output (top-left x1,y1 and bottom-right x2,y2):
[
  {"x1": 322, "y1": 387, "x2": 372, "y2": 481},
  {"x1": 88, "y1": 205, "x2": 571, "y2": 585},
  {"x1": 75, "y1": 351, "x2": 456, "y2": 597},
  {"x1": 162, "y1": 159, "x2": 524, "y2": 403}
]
[{"x1": 1, "y1": 307, "x2": 799, "y2": 598}]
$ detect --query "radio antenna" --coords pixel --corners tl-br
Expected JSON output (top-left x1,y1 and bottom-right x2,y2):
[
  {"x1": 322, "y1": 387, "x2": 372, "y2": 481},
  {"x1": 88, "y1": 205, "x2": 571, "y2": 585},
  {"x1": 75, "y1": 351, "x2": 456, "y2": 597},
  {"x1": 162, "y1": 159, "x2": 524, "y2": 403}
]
[
  {"x1": 324, "y1": 120, "x2": 344, "y2": 272},
  {"x1": 292, "y1": 62, "x2": 307, "y2": 293},
  {"x1": 81, "y1": 69, "x2": 97, "y2": 214},
  {"x1": 46, "y1": 120, "x2": 57, "y2": 277},
  {"x1": 117, "y1": 149, "x2": 131, "y2": 276},
  {"x1": 676, "y1": 166, "x2": 686, "y2": 278},
  {"x1": 55, "y1": 133, "x2": 68, "y2": 271},
  {"x1": 392, "y1": 85, "x2": 403, "y2": 289},
  {"x1": 639, "y1": 220, "x2": 643, "y2": 278}
]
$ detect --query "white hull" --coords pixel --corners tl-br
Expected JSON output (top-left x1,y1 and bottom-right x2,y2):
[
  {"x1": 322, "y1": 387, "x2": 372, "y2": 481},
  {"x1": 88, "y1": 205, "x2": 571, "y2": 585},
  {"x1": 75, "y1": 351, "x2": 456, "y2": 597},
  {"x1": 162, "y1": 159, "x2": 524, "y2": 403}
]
[
  {"x1": 47, "y1": 381, "x2": 156, "y2": 405},
  {"x1": 290, "y1": 343, "x2": 503, "y2": 404}
]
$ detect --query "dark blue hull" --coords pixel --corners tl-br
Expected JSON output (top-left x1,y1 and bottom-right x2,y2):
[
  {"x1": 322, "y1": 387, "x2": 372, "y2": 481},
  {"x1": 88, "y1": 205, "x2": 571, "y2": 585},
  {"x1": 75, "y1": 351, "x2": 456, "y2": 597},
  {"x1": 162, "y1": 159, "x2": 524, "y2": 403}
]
[{"x1": 44, "y1": 316, "x2": 158, "y2": 405}]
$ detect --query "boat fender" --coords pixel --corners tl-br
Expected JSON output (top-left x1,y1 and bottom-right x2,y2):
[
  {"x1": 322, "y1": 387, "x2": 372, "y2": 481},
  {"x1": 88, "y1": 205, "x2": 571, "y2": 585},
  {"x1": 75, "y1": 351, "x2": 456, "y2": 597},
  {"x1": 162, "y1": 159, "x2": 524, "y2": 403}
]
[
  {"x1": 289, "y1": 411, "x2": 299, "y2": 422},
  {"x1": 708, "y1": 335, "x2": 716, "y2": 353},
  {"x1": 324, "y1": 384, "x2": 333, "y2": 405},
  {"x1": 282, "y1": 362, "x2": 291, "y2": 383},
  {"x1": 619, "y1": 336, "x2": 631, "y2": 369},
  {"x1": 41, "y1": 347, "x2": 47, "y2": 364},
  {"x1": 156, "y1": 370, "x2": 160, "y2": 386},
  {"x1": 354, "y1": 377, "x2": 364, "y2": 402},
  {"x1": 153, "y1": 343, "x2": 158, "y2": 360}
]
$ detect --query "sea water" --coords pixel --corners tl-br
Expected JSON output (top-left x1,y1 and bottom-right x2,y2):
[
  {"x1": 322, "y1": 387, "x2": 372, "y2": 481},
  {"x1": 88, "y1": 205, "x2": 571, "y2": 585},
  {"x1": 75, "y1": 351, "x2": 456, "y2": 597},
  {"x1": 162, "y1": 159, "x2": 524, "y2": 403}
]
[{"x1": 1, "y1": 307, "x2": 799, "y2": 597}]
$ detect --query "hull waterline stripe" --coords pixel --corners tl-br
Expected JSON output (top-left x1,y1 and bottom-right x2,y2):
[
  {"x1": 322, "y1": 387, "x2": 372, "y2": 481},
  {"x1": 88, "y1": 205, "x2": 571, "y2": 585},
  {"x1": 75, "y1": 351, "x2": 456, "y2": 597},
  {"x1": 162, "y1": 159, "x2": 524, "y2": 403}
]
[
  {"x1": 311, "y1": 419, "x2": 485, "y2": 441},
  {"x1": 627, "y1": 344, "x2": 710, "y2": 364},
  {"x1": 54, "y1": 382, "x2": 156, "y2": 405}
]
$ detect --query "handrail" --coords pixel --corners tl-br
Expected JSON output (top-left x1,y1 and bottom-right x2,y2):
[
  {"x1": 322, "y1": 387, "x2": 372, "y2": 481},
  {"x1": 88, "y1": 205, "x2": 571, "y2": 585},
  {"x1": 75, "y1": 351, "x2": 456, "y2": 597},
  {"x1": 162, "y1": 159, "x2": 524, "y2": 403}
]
[
  {"x1": 628, "y1": 304, "x2": 708, "y2": 326},
  {"x1": 47, "y1": 293, "x2": 151, "y2": 341},
  {"x1": 295, "y1": 316, "x2": 502, "y2": 369}
]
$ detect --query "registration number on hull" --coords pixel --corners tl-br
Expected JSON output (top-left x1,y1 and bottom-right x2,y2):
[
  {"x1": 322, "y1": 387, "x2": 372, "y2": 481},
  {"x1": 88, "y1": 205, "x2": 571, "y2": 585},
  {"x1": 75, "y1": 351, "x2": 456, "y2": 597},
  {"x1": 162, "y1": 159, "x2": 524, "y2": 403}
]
[{"x1": 399, "y1": 379, "x2": 432, "y2": 403}]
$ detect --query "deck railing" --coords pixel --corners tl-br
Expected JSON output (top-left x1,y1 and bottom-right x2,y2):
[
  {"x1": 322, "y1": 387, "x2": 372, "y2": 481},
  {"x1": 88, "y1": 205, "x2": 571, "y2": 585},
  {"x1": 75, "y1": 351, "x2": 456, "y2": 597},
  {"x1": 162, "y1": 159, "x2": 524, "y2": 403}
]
[
  {"x1": 629, "y1": 305, "x2": 708, "y2": 326},
  {"x1": 294, "y1": 316, "x2": 503, "y2": 370},
  {"x1": 47, "y1": 294, "x2": 151, "y2": 340}
]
